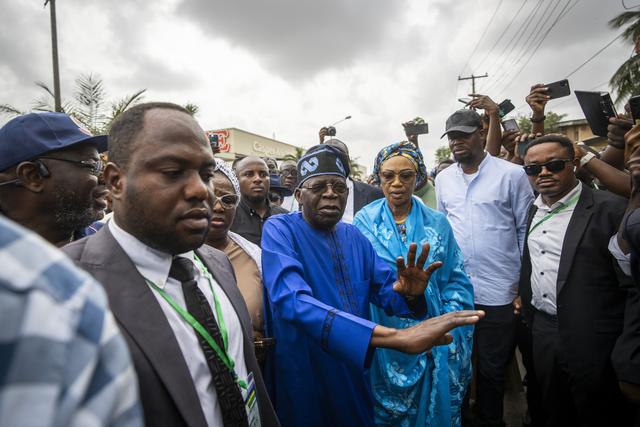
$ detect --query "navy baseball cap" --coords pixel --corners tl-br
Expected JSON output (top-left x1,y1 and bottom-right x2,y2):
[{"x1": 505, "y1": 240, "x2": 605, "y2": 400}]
[
  {"x1": 441, "y1": 109, "x2": 483, "y2": 138},
  {"x1": 0, "y1": 112, "x2": 108, "y2": 171}
]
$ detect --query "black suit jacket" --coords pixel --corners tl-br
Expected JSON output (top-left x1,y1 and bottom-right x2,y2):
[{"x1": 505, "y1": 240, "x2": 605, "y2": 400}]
[
  {"x1": 519, "y1": 185, "x2": 632, "y2": 374},
  {"x1": 62, "y1": 227, "x2": 279, "y2": 427},
  {"x1": 352, "y1": 179, "x2": 384, "y2": 213}
]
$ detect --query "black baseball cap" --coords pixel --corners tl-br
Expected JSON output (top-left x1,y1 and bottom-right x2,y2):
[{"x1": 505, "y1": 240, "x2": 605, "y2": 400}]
[{"x1": 441, "y1": 109, "x2": 483, "y2": 138}]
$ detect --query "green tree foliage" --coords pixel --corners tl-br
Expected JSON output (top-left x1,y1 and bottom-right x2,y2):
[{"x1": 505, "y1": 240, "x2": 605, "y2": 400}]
[
  {"x1": 434, "y1": 145, "x2": 451, "y2": 164},
  {"x1": 609, "y1": 11, "x2": 640, "y2": 104},
  {"x1": 517, "y1": 111, "x2": 566, "y2": 134},
  {"x1": 283, "y1": 147, "x2": 307, "y2": 162},
  {"x1": 1, "y1": 74, "x2": 146, "y2": 135}
]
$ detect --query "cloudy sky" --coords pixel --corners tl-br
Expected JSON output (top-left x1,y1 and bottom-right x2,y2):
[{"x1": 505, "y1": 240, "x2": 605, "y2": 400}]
[{"x1": 0, "y1": 0, "x2": 634, "y2": 171}]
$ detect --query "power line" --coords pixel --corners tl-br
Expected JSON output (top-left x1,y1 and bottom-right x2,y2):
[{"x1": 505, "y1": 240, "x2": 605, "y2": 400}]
[
  {"x1": 494, "y1": 0, "x2": 577, "y2": 97},
  {"x1": 622, "y1": 0, "x2": 640, "y2": 9},
  {"x1": 472, "y1": 0, "x2": 530, "y2": 72},
  {"x1": 483, "y1": 0, "x2": 560, "y2": 94},
  {"x1": 478, "y1": 0, "x2": 546, "y2": 92},
  {"x1": 564, "y1": 34, "x2": 623, "y2": 79},
  {"x1": 459, "y1": 0, "x2": 505, "y2": 75}
]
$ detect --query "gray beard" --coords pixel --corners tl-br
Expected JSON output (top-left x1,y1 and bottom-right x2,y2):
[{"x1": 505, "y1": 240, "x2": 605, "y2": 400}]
[{"x1": 52, "y1": 185, "x2": 97, "y2": 232}]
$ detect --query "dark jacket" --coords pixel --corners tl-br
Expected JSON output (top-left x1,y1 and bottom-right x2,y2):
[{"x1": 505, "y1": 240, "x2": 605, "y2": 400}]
[
  {"x1": 62, "y1": 227, "x2": 279, "y2": 427},
  {"x1": 352, "y1": 179, "x2": 384, "y2": 213},
  {"x1": 519, "y1": 185, "x2": 631, "y2": 375}
]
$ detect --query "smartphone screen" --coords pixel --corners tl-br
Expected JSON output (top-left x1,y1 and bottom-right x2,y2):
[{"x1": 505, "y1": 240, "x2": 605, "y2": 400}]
[
  {"x1": 498, "y1": 99, "x2": 515, "y2": 117},
  {"x1": 501, "y1": 119, "x2": 519, "y2": 132}
]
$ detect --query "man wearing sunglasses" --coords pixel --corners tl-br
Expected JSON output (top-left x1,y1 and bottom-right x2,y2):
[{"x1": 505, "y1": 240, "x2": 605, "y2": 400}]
[
  {"x1": 515, "y1": 134, "x2": 633, "y2": 426},
  {"x1": 0, "y1": 112, "x2": 108, "y2": 247}
]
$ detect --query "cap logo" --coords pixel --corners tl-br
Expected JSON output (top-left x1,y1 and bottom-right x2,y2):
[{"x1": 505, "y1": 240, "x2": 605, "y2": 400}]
[
  {"x1": 336, "y1": 158, "x2": 345, "y2": 175},
  {"x1": 69, "y1": 116, "x2": 94, "y2": 137},
  {"x1": 300, "y1": 157, "x2": 319, "y2": 176}
]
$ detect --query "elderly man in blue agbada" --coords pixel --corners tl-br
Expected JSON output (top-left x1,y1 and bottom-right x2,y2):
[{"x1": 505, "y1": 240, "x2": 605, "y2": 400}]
[{"x1": 261, "y1": 144, "x2": 484, "y2": 427}]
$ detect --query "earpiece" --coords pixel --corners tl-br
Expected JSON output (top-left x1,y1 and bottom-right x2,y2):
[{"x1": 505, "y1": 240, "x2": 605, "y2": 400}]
[
  {"x1": 34, "y1": 160, "x2": 50, "y2": 177},
  {"x1": 573, "y1": 166, "x2": 577, "y2": 172}
]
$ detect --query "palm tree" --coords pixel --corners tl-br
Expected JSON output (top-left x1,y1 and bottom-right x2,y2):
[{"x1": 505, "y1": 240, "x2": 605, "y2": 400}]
[
  {"x1": 283, "y1": 147, "x2": 307, "y2": 162},
  {"x1": 1, "y1": 73, "x2": 146, "y2": 134},
  {"x1": 349, "y1": 157, "x2": 364, "y2": 180},
  {"x1": 609, "y1": 11, "x2": 640, "y2": 104}
]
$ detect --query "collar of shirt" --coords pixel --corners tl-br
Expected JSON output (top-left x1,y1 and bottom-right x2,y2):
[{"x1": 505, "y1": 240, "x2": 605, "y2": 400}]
[
  {"x1": 108, "y1": 218, "x2": 195, "y2": 289},
  {"x1": 239, "y1": 198, "x2": 272, "y2": 219},
  {"x1": 533, "y1": 181, "x2": 582, "y2": 212},
  {"x1": 454, "y1": 151, "x2": 490, "y2": 177}
]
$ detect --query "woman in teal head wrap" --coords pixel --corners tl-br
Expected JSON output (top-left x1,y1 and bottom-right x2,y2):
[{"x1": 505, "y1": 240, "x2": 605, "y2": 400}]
[{"x1": 353, "y1": 141, "x2": 474, "y2": 426}]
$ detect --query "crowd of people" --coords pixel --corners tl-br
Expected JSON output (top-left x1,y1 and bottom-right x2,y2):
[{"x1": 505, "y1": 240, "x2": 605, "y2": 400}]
[{"x1": 1, "y1": 73, "x2": 640, "y2": 427}]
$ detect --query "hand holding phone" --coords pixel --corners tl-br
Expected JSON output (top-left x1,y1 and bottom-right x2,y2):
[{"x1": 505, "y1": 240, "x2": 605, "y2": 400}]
[
  {"x1": 575, "y1": 91, "x2": 618, "y2": 137},
  {"x1": 501, "y1": 119, "x2": 519, "y2": 132},
  {"x1": 545, "y1": 79, "x2": 571, "y2": 100}
]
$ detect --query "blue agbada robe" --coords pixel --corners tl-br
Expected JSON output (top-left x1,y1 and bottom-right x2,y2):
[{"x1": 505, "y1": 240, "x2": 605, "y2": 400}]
[
  {"x1": 354, "y1": 197, "x2": 475, "y2": 427},
  {"x1": 261, "y1": 212, "x2": 419, "y2": 427}
]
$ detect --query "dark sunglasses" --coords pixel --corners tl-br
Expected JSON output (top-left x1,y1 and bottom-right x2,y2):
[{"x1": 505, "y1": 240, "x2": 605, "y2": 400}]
[{"x1": 523, "y1": 159, "x2": 572, "y2": 176}]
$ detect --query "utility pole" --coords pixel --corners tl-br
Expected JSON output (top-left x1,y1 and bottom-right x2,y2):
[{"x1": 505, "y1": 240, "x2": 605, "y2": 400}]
[
  {"x1": 45, "y1": 0, "x2": 62, "y2": 112},
  {"x1": 458, "y1": 73, "x2": 488, "y2": 94}
]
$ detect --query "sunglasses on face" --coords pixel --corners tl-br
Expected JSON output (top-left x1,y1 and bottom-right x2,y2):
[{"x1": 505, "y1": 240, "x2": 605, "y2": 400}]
[
  {"x1": 379, "y1": 170, "x2": 417, "y2": 184},
  {"x1": 301, "y1": 181, "x2": 348, "y2": 194},
  {"x1": 523, "y1": 159, "x2": 572, "y2": 176},
  {"x1": 212, "y1": 193, "x2": 240, "y2": 209}
]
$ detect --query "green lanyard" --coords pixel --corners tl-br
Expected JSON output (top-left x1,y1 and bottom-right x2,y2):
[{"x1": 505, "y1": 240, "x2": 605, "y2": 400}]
[
  {"x1": 529, "y1": 191, "x2": 580, "y2": 235},
  {"x1": 146, "y1": 254, "x2": 247, "y2": 389}
]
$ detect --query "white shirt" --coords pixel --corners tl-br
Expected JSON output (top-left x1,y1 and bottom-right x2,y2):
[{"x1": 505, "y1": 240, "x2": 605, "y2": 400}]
[
  {"x1": 528, "y1": 182, "x2": 582, "y2": 315},
  {"x1": 281, "y1": 195, "x2": 299, "y2": 211},
  {"x1": 436, "y1": 153, "x2": 534, "y2": 305},
  {"x1": 341, "y1": 178, "x2": 356, "y2": 224},
  {"x1": 609, "y1": 233, "x2": 632, "y2": 276},
  {"x1": 109, "y1": 219, "x2": 248, "y2": 427}
]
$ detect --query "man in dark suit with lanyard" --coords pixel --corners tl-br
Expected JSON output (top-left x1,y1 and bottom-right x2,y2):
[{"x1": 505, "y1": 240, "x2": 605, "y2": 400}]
[
  {"x1": 513, "y1": 134, "x2": 634, "y2": 426},
  {"x1": 63, "y1": 102, "x2": 278, "y2": 427}
]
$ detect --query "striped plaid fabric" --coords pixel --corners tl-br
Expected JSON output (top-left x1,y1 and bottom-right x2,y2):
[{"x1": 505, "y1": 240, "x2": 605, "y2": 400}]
[{"x1": 0, "y1": 216, "x2": 143, "y2": 427}]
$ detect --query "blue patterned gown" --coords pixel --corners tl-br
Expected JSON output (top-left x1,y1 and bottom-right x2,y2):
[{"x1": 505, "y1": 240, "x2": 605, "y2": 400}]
[
  {"x1": 262, "y1": 212, "x2": 422, "y2": 427},
  {"x1": 354, "y1": 197, "x2": 475, "y2": 427}
]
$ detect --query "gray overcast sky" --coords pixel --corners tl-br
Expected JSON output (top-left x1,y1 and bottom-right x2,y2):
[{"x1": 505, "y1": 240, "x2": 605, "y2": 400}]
[{"x1": 0, "y1": 0, "x2": 633, "y2": 171}]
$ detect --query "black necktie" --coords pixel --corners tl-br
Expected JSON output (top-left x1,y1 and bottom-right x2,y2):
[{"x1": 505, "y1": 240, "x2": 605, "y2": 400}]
[{"x1": 169, "y1": 257, "x2": 249, "y2": 427}]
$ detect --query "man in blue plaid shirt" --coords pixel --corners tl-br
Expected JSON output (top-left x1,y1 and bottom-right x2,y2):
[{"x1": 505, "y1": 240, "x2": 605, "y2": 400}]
[{"x1": 0, "y1": 215, "x2": 143, "y2": 427}]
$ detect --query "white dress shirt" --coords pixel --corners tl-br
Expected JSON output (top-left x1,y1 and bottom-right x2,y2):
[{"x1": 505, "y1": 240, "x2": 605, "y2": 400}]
[
  {"x1": 109, "y1": 219, "x2": 248, "y2": 427},
  {"x1": 528, "y1": 182, "x2": 582, "y2": 315},
  {"x1": 436, "y1": 153, "x2": 534, "y2": 306},
  {"x1": 341, "y1": 178, "x2": 356, "y2": 224},
  {"x1": 281, "y1": 195, "x2": 299, "y2": 211}
]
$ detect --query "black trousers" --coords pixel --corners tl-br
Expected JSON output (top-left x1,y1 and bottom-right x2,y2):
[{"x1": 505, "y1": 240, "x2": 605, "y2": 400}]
[
  {"x1": 531, "y1": 310, "x2": 632, "y2": 427},
  {"x1": 473, "y1": 303, "x2": 517, "y2": 427}
]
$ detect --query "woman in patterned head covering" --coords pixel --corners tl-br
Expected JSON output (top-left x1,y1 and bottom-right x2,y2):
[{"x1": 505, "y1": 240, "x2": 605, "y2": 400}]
[
  {"x1": 353, "y1": 142, "x2": 474, "y2": 426},
  {"x1": 206, "y1": 159, "x2": 267, "y2": 348}
]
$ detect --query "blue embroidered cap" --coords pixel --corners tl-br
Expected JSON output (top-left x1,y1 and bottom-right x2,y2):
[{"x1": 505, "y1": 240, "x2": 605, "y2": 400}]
[{"x1": 297, "y1": 144, "x2": 350, "y2": 187}]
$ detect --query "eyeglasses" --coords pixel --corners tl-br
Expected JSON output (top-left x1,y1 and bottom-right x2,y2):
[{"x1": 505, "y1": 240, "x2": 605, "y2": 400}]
[
  {"x1": 379, "y1": 170, "x2": 417, "y2": 184},
  {"x1": 301, "y1": 181, "x2": 348, "y2": 194},
  {"x1": 39, "y1": 156, "x2": 104, "y2": 176},
  {"x1": 212, "y1": 193, "x2": 240, "y2": 209},
  {"x1": 280, "y1": 169, "x2": 298, "y2": 178},
  {"x1": 523, "y1": 159, "x2": 572, "y2": 176}
]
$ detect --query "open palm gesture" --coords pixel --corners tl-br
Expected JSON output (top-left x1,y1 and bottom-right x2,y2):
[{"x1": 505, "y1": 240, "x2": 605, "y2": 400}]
[{"x1": 393, "y1": 242, "x2": 443, "y2": 296}]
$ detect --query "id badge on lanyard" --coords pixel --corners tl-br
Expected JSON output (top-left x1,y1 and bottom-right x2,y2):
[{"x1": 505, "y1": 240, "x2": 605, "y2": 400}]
[{"x1": 242, "y1": 372, "x2": 261, "y2": 427}]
